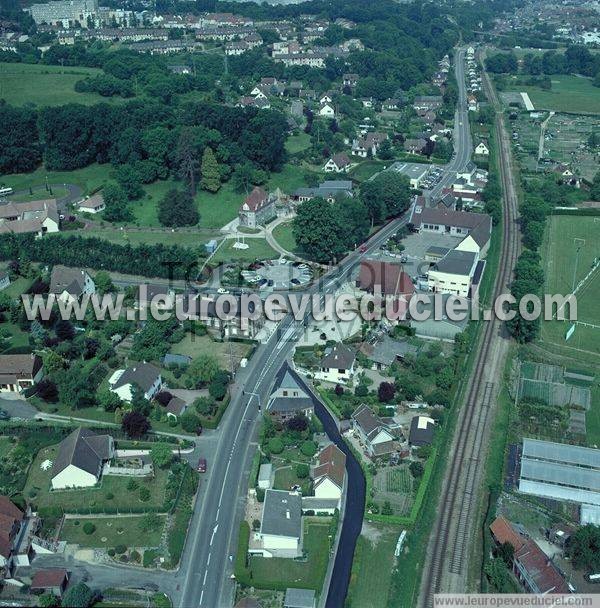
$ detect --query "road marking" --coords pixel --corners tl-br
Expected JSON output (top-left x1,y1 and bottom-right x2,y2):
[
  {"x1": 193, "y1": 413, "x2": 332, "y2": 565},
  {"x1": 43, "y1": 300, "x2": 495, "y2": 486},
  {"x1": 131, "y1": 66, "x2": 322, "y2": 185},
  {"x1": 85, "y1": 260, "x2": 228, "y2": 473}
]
[
  {"x1": 203, "y1": 570, "x2": 208, "y2": 585},
  {"x1": 210, "y1": 524, "x2": 219, "y2": 546},
  {"x1": 200, "y1": 590, "x2": 204, "y2": 605},
  {"x1": 207, "y1": 552, "x2": 211, "y2": 566}
]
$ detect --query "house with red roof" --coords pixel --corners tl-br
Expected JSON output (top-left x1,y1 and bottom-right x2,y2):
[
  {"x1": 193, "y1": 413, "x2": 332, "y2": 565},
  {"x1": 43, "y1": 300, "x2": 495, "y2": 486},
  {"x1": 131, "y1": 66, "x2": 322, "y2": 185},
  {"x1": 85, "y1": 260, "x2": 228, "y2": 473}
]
[
  {"x1": 30, "y1": 569, "x2": 69, "y2": 597},
  {"x1": 312, "y1": 444, "x2": 346, "y2": 506},
  {"x1": 238, "y1": 187, "x2": 277, "y2": 228}
]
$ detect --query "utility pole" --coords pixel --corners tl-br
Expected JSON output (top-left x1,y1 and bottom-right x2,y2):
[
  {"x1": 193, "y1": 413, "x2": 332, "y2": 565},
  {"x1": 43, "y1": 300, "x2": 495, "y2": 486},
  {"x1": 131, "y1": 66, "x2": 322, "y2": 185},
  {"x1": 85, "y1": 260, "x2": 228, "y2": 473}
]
[{"x1": 243, "y1": 391, "x2": 261, "y2": 412}]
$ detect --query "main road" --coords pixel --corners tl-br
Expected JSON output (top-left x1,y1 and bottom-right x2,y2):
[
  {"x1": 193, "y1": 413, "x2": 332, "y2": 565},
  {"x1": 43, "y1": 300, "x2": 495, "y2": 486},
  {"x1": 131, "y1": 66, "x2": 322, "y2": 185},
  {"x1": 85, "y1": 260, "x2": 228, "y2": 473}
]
[{"x1": 176, "y1": 46, "x2": 474, "y2": 608}]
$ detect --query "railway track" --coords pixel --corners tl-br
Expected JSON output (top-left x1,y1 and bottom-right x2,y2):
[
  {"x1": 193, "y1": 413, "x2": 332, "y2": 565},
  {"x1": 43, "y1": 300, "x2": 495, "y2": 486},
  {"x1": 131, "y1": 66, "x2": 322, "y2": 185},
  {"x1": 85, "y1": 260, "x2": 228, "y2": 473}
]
[{"x1": 418, "y1": 49, "x2": 521, "y2": 607}]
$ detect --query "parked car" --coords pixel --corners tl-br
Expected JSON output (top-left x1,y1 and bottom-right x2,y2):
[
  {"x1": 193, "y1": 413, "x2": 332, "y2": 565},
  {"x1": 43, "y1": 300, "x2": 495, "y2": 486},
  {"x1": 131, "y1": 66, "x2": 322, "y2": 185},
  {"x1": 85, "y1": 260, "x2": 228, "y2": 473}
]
[{"x1": 197, "y1": 458, "x2": 207, "y2": 473}]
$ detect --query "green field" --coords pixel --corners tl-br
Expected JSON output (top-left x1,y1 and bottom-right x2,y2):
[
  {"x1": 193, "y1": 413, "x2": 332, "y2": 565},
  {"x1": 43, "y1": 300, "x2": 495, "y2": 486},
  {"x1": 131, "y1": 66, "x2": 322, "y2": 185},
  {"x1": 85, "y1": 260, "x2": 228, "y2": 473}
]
[
  {"x1": 210, "y1": 237, "x2": 277, "y2": 264},
  {"x1": 285, "y1": 133, "x2": 311, "y2": 155},
  {"x1": 24, "y1": 444, "x2": 170, "y2": 512},
  {"x1": 61, "y1": 514, "x2": 166, "y2": 548},
  {"x1": 0, "y1": 164, "x2": 110, "y2": 196},
  {"x1": 248, "y1": 520, "x2": 330, "y2": 591},
  {"x1": 349, "y1": 160, "x2": 386, "y2": 182},
  {"x1": 541, "y1": 215, "x2": 600, "y2": 358},
  {"x1": 513, "y1": 75, "x2": 600, "y2": 114},
  {"x1": 8, "y1": 187, "x2": 69, "y2": 202},
  {"x1": 271, "y1": 221, "x2": 297, "y2": 253},
  {"x1": 347, "y1": 524, "x2": 400, "y2": 608},
  {"x1": 0, "y1": 62, "x2": 116, "y2": 107}
]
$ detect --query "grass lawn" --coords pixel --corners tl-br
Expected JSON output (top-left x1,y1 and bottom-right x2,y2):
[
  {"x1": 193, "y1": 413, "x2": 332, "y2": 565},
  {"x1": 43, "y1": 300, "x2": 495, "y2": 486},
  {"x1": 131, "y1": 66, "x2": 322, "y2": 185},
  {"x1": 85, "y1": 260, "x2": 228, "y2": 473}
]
[
  {"x1": 248, "y1": 520, "x2": 330, "y2": 591},
  {"x1": 0, "y1": 62, "x2": 116, "y2": 107},
  {"x1": 0, "y1": 322, "x2": 31, "y2": 351},
  {"x1": 540, "y1": 215, "x2": 600, "y2": 359},
  {"x1": 196, "y1": 182, "x2": 244, "y2": 229},
  {"x1": 0, "y1": 163, "x2": 111, "y2": 196},
  {"x1": 210, "y1": 237, "x2": 278, "y2": 264},
  {"x1": 512, "y1": 75, "x2": 600, "y2": 114},
  {"x1": 0, "y1": 437, "x2": 15, "y2": 459},
  {"x1": 61, "y1": 514, "x2": 166, "y2": 548},
  {"x1": 2, "y1": 277, "x2": 32, "y2": 299},
  {"x1": 24, "y1": 444, "x2": 170, "y2": 512},
  {"x1": 272, "y1": 465, "x2": 309, "y2": 493},
  {"x1": 586, "y1": 386, "x2": 600, "y2": 448},
  {"x1": 75, "y1": 228, "x2": 210, "y2": 249},
  {"x1": 349, "y1": 160, "x2": 387, "y2": 182},
  {"x1": 285, "y1": 133, "x2": 311, "y2": 155},
  {"x1": 9, "y1": 187, "x2": 69, "y2": 202},
  {"x1": 170, "y1": 333, "x2": 252, "y2": 368},
  {"x1": 348, "y1": 523, "x2": 400, "y2": 608},
  {"x1": 268, "y1": 163, "x2": 313, "y2": 193},
  {"x1": 272, "y1": 221, "x2": 298, "y2": 254}
]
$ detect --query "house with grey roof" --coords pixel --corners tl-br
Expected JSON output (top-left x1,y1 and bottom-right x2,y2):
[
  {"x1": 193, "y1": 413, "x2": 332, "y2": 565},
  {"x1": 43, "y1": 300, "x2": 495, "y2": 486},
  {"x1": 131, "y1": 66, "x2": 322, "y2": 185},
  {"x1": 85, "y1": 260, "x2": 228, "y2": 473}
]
[
  {"x1": 109, "y1": 363, "x2": 162, "y2": 403},
  {"x1": 259, "y1": 489, "x2": 303, "y2": 558},
  {"x1": 351, "y1": 404, "x2": 395, "y2": 458},
  {"x1": 314, "y1": 343, "x2": 356, "y2": 385},
  {"x1": 267, "y1": 363, "x2": 314, "y2": 423},
  {"x1": 0, "y1": 354, "x2": 44, "y2": 393},
  {"x1": 51, "y1": 427, "x2": 114, "y2": 490},
  {"x1": 360, "y1": 336, "x2": 420, "y2": 371},
  {"x1": 49, "y1": 265, "x2": 95, "y2": 304}
]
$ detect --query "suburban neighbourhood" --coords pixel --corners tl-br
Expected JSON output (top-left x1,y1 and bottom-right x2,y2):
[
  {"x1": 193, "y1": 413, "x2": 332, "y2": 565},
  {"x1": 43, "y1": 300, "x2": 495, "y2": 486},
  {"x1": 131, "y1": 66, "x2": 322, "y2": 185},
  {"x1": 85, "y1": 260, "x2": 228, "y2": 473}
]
[{"x1": 0, "y1": 0, "x2": 600, "y2": 607}]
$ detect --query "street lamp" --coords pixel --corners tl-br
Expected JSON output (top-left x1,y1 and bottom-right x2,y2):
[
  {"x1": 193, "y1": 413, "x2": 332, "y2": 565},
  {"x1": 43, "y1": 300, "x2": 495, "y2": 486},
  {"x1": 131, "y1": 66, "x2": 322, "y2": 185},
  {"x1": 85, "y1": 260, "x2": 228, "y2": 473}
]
[{"x1": 243, "y1": 390, "x2": 261, "y2": 412}]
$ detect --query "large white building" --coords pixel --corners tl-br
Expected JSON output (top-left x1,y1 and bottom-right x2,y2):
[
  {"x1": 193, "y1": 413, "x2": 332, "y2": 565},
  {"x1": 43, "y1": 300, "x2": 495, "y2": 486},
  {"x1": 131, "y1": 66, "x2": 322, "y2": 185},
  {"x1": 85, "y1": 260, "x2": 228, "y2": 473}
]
[
  {"x1": 109, "y1": 363, "x2": 162, "y2": 403},
  {"x1": 519, "y1": 438, "x2": 600, "y2": 508},
  {"x1": 27, "y1": 0, "x2": 99, "y2": 27},
  {"x1": 259, "y1": 490, "x2": 303, "y2": 558}
]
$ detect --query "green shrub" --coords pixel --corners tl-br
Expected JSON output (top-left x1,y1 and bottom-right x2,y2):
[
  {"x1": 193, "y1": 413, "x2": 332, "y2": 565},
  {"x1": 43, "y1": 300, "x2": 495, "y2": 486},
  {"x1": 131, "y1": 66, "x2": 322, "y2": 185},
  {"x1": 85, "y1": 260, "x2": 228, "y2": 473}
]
[
  {"x1": 83, "y1": 522, "x2": 96, "y2": 535},
  {"x1": 300, "y1": 440, "x2": 317, "y2": 457},
  {"x1": 139, "y1": 487, "x2": 151, "y2": 502},
  {"x1": 115, "y1": 544, "x2": 127, "y2": 554},
  {"x1": 267, "y1": 437, "x2": 284, "y2": 454}
]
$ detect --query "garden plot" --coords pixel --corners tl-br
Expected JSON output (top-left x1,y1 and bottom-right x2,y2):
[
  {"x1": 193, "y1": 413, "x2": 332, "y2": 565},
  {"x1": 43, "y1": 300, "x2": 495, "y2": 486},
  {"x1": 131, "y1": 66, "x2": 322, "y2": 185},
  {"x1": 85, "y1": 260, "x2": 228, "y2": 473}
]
[{"x1": 372, "y1": 465, "x2": 414, "y2": 516}]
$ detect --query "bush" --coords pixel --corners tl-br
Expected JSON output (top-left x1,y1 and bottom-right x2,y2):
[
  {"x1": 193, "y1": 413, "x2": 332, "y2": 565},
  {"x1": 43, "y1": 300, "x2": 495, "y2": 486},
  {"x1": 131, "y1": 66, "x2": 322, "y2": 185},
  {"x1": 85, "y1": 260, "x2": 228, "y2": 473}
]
[
  {"x1": 115, "y1": 544, "x2": 127, "y2": 554},
  {"x1": 256, "y1": 487, "x2": 265, "y2": 502},
  {"x1": 410, "y1": 461, "x2": 424, "y2": 478},
  {"x1": 139, "y1": 487, "x2": 151, "y2": 502},
  {"x1": 301, "y1": 440, "x2": 317, "y2": 457},
  {"x1": 105, "y1": 492, "x2": 114, "y2": 500},
  {"x1": 130, "y1": 549, "x2": 141, "y2": 563},
  {"x1": 82, "y1": 522, "x2": 96, "y2": 535},
  {"x1": 295, "y1": 463, "x2": 309, "y2": 478},
  {"x1": 355, "y1": 384, "x2": 368, "y2": 397},
  {"x1": 334, "y1": 384, "x2": 344, "y2": 396},
  {"x1": 267, "y1": 437, "x2": 284, "y2": 454},
  {"x1": 378, "y1": 381, "x2": 395, "y2": 403},
  {"x1": 126, "y1": 479, "x2": 139, "y2": 492},
  {"x1": 107, "y1": 548, "x2": 115, "y2": 557},
  {"x1": 180, "y1": 411, "x2": 202, "y2": 434}
]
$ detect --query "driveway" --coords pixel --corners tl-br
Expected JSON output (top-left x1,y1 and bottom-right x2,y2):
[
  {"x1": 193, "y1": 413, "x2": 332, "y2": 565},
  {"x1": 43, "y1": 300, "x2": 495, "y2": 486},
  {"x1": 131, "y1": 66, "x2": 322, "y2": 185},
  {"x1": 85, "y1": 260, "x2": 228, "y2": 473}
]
[{"x1": 0, "y1": 394, "x2": 37, "y2": 419}]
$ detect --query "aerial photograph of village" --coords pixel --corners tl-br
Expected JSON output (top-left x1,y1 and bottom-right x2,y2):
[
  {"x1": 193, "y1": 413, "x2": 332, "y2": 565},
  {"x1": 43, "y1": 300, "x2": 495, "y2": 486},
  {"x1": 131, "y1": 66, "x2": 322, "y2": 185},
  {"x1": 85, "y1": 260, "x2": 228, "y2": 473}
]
[{"x1": 0, "y1": 0, "x2": 599, "y2": 606}]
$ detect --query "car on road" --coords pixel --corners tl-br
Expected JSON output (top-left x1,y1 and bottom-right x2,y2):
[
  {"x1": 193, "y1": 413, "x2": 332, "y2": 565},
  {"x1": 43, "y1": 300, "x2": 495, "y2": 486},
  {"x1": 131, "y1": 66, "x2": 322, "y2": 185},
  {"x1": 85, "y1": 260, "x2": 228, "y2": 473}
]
[
  {"x1": 197, "y1": 458, "x2": 207, "y2": 473},
  {"x1": 217, "y1": 288, "x2": 229, "y2": 294},
  {"x1": 0, "y1": 409, "x2": 9, "y2": 420},
  {"x1": 359, "y1": 245, "x2": 368, "y2": 253}
]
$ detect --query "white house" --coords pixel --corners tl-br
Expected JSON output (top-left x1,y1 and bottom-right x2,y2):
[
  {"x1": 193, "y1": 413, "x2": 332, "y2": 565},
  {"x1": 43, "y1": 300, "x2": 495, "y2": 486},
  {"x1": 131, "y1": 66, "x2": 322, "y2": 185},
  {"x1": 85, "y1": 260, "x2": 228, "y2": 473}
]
[
  {"x1": 427, "y1": 249, "x2": 479, "y2": 297},
  {"x1": 314, "y1": 343, "x2": 356, "y2": 385},
  {"x1": 0, "y1": 354, "x2": 44, "y2": 393},
  {"x1": 259, "y1": 490, "x2": 303, "y2": 558},
  {"x1": 323, "y1": 153, "x2": 350, "y2": 173},
  {"x1": 312, "y1": 444, "x2": 346, "y2": 507},
  {"x1": 352, "y1": 404, "x2": 395, "y2": 457},
  {"x1": 51, "y1": 427, "x2": 114, "y2": 490},
  {"x1": 49, "y1": 265, "x2": 95, "y2": 304},
  {"x1": 474, "y1": 141, "x2": 489, "y2": 156},
  {"x1": 318, "y1": 102, "x2": 335, "y2": 118},
  {"x1": 78, "y1": 193, "x2": 105, "y2": 214},
  {"x1": 109, "y1": 362, "x2": 162, "y2": 403}
]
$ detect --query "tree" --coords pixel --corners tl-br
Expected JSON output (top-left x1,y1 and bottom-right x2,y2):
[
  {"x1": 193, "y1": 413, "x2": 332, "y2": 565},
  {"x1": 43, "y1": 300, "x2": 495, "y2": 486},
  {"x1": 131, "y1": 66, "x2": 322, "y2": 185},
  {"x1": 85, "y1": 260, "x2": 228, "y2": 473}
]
[
  {"x1": 38, "y1": 595, "x2": 59, "y2": 608},
  {"x1": 286, "y1": 414, "x2": 308, "y2": 433},
  {"x1": 209, "y1": 370, "x2": 229, "y2": 401},
  {"x1": 296, "y1": 463, "x2": 309, "y2": 478},
  {"x1": 590, "y1": 171, "x2": 600, "y2": 202},
  {"x1": 55, "y1": 319, "x2": 75, "y2": 341},
  {"x1": 334, "y1": 384, "x2": 344, "y2": 396},
  {"x1": 568, "y1": 524, "x2": 600, "y2": 572},
  {"x1": 155, "y1": 391, "x2": 173, "y2": 407},
  {"x1": 176, "y1": 128, "x2": 200, "y2": 195},
  {"x1": 83, "y1": 522, "x2": 96, "y2": 535},
  {"x1": 0, "y1": 105, "x2": 41, "y2": 174},
  {"x1": 378, "y1": 139, "x2": 393, "y2": 160},
  {"x1": 200, "y1": 147, "x2": 221, "y2": 193},
  {"x1": 378, "y1": 382, "x2": 395, "y2": 403},
  {"x1": 122, "y1": 411, "x2": 151, "y2": 438},
  {"x1": 267, "y1": 437, "x2": 284, "y2": 454},
  {"x1": 102, "y1": 183, "x2": 132, "y2": 222},
  {"x1": 139, "y1": 486, "x2": 150, "y2": 502},
  {"x1": 355, "y1": 384, "x2": 368, "y2": 397},
  {"x1": 300, "y1": 440, "x2": 317, "y2": 457},
  {"x1": 94, "y1": 270, "x2": 114, "y2": 293},
  {"x1": 180, "y1": 411, "x2": 202, "y2": 433},
  {"x1": 139, "y1": 512, "x2": 162, "y2": 532},
  {"x1": 158, "y1": 188, "x2": 199, "y2": 227},
  {"x1": 36, "y1": 378, "x2": 58, "y2": 402},
  {"x1": 62, "y1": 582, "x2": 94, "y2": 608},
  {"x1": 187, "y1": 354, "x2": 219, "y2": 387},
  {"x1": 409, "y1": 461, "x2": 424, "y2": 478},
  {"x1": 150, "y1": 442, "x2": 173, "y2": 468}
]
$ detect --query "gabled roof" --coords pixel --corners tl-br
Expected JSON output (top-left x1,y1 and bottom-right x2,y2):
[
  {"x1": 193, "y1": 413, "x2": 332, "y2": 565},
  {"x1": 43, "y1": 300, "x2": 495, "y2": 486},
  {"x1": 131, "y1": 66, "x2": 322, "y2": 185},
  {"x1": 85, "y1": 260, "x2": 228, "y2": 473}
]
[
  {"x1": 432, "y1": 249, "x2": 477, "y2": 276},
  {"x1": 79, "y1": 193, "x2": 104, "y2": 210},
  {"x1": 409, "y1": 415, "x2": 435, "y2": 446},
  {"x1": 49, "y1": 265, "x2": 88, "y2": 297},
  {"x1": 0, "y1": 354, "x2": 43, "y2": 379},
  {"x1": 321, "y1": 344, "x2": 355, "y2": 370},
  {"x1": 268, "y1": 362, "x2": 315, "y2": 414},
  {"x1": 242, "y1": 187, "x2": 270, "y2": 212},
  {"x1": 329, "y1": 153, "x2": 350, "y2": 168},
  {"x1": 31, "y1": 569, "x2": 68, "y2": 590},
  {"x1": 52, "y1": 427, "x2": 112, "y2": 478},
  {"x1": 352, "y1": 404, "x2": 390, "y2": 442},
  {"x1": 489, "y1": 516, "x2": 525, "y2": 551},
  {"x1": 515, "y1": 539, "x2": 570, "y2": 593},
  {"x1": 166, "y1": 396, "x2": 187, "y2": 416},
  {"x1": 112, "y1": 362, "x2": 161, "y2": 393},
  {"x1": 313, "y1": 444, "x2": 346, "y2": 489},
  {"x1": 358, "y1": 260, "x2": 414, "y2": 297},
  {"x1": 0, "y1": 495, "x2": 23, "y2": 559}
]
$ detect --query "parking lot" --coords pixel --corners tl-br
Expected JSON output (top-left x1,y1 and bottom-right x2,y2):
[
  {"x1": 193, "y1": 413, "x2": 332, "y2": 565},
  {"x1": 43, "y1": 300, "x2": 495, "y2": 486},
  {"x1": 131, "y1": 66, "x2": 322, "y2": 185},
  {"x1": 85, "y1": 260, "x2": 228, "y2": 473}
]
[{"x1": 242, "y1": 259, "x2": 313, "y2": 290}]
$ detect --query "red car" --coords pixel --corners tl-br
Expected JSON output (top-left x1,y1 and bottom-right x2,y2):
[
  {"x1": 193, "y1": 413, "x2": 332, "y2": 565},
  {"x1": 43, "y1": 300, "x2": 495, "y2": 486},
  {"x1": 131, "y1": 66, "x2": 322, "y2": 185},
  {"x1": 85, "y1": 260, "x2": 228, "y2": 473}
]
[
  {"x1": 359, "y1": 245, "x2": 368, "y2": 253},
  {"x1": 197, "y1": 458, "x2": 207, "y2": 473}
]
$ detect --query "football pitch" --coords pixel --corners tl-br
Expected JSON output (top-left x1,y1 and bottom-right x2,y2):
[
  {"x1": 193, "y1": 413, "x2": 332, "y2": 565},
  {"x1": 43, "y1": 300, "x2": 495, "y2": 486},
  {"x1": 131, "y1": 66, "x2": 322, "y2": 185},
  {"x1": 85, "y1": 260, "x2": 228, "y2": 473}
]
[{"x1": 541, "y1": 215, "x2": 600, "y2": 358}]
